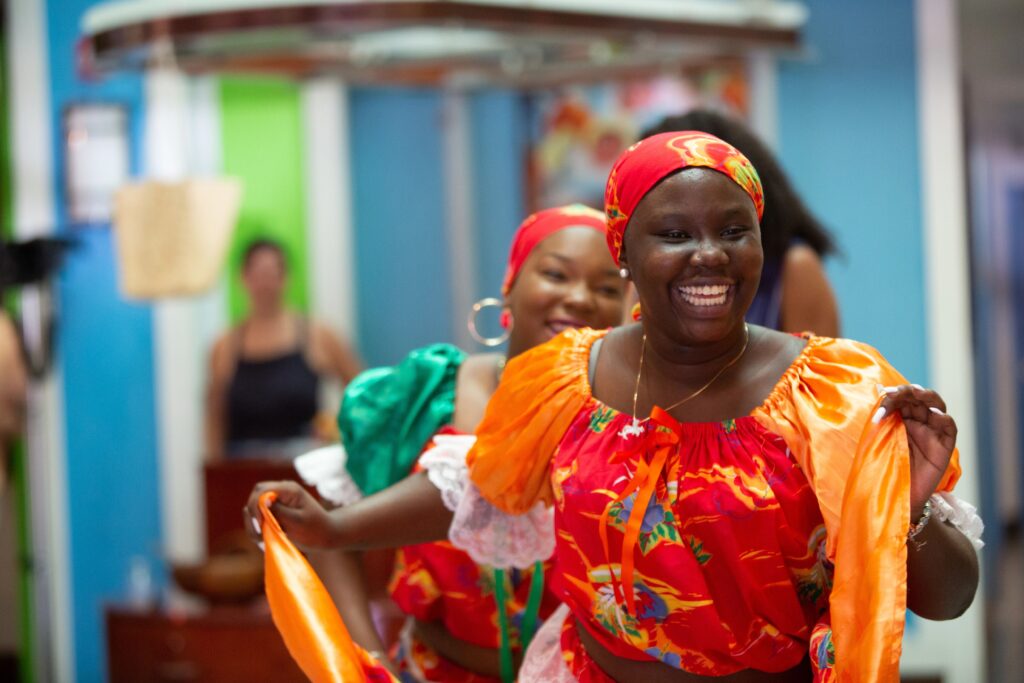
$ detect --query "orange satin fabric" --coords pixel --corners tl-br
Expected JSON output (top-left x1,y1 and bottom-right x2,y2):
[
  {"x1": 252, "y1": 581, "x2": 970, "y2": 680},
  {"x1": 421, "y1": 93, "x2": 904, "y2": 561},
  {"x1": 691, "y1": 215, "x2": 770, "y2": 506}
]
[
  {"x1": 259, "y1": 492, "x2": 397, "y2": 683},
  {"x1": 752, "y1": 336, "x2": 960, "y2": 682},
  {"x1": 465, "y1": 328, "x2": 599, "y2": 513},
  {"x1": 467, "y1": 330, "x2": 963, "y2": 683}
]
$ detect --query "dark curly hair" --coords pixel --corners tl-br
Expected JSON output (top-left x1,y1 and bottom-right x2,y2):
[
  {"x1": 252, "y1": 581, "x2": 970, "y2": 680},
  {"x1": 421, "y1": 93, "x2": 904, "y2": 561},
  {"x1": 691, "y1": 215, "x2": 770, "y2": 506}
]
[{"x1": 640, "y1": 109, "x2": 837, "y2": 265}]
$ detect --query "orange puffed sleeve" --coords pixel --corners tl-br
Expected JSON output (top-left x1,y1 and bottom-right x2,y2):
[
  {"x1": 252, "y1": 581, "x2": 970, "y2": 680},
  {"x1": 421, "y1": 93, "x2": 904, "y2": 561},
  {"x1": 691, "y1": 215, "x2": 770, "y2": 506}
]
[
  {"x1": 466, "y1": 327, "x2": 603, "y2": 513},
  {"x1": 752, "y1": 337, "x2": 961, "y2": 683}
]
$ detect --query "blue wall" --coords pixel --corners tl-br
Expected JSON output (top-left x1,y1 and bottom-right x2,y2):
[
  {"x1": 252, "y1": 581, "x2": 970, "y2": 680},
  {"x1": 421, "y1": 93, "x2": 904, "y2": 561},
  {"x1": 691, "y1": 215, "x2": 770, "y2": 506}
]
[
  {"x1": 778, "y1": 0, "x2": 928, "y2": 382},
  {"x1": 348, "y1": 88, "x2": 528, "y2": 367},
  {"x1": 469, "y1": 90, "x2": 528, "y2": 298},
  {"x1": 349, "y1": 89, "x2": 454, "y2": 366},
  {"x1": 45, "y1": 2, "x2": 161, "y2": 681}
]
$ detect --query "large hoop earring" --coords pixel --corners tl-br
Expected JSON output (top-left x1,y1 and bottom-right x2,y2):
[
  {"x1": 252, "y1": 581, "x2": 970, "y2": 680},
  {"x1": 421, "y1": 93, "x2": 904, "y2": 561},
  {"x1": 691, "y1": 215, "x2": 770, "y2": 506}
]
[{"x1": 468, "y1": 297, "x2": 511, "y2": 347}]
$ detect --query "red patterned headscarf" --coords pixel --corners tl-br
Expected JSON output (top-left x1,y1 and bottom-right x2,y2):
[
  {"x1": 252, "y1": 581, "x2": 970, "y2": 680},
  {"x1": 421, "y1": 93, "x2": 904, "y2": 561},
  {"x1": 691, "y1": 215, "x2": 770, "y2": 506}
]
[
  {"x1": 501, "y1": 204, "x2": 607, "y2": 295},
  {"x1": 604, "y1": 131, "x2": 764, "y2": 262}
]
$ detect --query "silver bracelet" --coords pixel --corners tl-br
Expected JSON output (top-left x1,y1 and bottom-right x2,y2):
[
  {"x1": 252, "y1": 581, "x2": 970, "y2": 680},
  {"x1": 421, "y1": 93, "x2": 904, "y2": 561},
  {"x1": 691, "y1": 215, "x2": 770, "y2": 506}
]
[{"x1": 907, "y1": 500, "x2": 933, "y2": 549}]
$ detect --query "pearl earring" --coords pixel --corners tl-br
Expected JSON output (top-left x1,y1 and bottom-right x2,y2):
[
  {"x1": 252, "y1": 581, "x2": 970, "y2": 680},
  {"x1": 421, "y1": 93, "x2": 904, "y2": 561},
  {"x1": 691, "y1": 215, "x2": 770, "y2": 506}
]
[{"x1": 619, "y1": 267, "x2": 630, "y2": 279}]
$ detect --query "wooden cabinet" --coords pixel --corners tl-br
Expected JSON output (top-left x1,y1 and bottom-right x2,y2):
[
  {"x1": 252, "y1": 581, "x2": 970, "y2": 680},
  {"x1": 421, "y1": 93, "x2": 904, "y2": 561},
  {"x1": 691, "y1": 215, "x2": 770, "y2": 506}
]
[
  {"x1": 104, "y1": 461, "x2": 322, "y2": 682},
  {"x1": 106, "y1": 604, "x2": 307, "y2": 683}
]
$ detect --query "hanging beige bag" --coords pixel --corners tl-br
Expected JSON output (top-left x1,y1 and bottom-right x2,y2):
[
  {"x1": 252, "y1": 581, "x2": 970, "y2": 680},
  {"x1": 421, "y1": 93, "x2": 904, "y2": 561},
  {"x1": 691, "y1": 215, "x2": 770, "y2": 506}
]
[{"x1": 113, "y1": 178, "x2": 243, "y2": 299}]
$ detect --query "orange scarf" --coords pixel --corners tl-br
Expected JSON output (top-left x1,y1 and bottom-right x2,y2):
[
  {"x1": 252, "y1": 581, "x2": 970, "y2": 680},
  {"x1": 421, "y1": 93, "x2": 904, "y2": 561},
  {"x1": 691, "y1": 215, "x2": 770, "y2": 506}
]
[{"x1": 259, "y1": 492, "x2": 397, "y2": 682}]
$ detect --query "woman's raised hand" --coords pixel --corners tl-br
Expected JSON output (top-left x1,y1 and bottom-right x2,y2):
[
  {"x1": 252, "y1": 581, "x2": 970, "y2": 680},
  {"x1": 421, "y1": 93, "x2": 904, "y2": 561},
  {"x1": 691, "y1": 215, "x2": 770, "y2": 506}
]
[{"x1": 874, "y1": 384, "x2": 958, "y2": 519}]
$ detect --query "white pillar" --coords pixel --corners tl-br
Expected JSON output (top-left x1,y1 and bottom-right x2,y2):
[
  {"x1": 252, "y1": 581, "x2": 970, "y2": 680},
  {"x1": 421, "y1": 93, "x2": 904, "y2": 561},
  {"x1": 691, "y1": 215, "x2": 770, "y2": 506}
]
[
  {"x1": 442, "y1": 89, "x2": 477, "y2": 350},
  {"x1": 746, "y1": 50, "x2": 778, "y2": 149},
  {"x1": 7, "y1": 0, "x2": 74, "y2": 679},
  {"x1": 301, "y1": 77, "x2": 359, "y2": 411},
  {"x1": 903, "y1": 2, "x2": 984, "y2": 681},
  {"x1": 146, "y1": 71, "x2": 227, "y2": 563}
]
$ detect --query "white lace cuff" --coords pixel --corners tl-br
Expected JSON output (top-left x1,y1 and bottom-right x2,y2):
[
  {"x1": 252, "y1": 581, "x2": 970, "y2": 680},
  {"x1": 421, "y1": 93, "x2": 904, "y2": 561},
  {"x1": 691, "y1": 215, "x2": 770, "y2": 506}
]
[
  {"x1": 419, "y1": 434, "x2": 477, "y2": 512},
  {"x1": 931, "y1": 491, "x2": 985, "y2": 550},
  {"x1": 449, "y1": 481, "x2": 556, "y2": 570},
  {"x1": 293, "y1": 444, "x2": 364, "y2": 507}
]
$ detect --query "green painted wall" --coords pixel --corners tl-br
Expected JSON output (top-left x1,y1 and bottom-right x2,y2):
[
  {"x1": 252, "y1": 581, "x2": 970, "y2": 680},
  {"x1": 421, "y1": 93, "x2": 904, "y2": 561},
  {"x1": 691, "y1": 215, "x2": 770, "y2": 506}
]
[{"x1": 219, "y1": 77, "x2": 309, "y2": 321}]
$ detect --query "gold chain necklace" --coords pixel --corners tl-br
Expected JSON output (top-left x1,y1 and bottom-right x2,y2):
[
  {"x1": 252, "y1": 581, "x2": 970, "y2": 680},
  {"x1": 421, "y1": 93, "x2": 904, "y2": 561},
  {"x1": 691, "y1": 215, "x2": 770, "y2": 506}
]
[{"x1": 620, "y1": 324, "x2": 751, "y2": 439}]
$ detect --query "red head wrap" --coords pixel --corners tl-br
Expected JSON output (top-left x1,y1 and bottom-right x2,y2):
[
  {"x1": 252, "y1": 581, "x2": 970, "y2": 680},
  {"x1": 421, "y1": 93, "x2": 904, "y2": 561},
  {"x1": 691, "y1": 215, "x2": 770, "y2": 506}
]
[
  {"x1": 603, "y1": 131, "x2": 764, "y2": 263},
  {"x1": 501, "y1": 204, "x2": 607, "y2": 295}
]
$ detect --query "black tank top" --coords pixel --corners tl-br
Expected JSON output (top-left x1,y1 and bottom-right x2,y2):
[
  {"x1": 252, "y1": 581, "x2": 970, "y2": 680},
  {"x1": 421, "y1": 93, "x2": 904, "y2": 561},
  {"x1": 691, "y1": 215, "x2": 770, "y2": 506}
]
[{"x1": 226, "y1": 318, "x2": 320, "y2": 442}]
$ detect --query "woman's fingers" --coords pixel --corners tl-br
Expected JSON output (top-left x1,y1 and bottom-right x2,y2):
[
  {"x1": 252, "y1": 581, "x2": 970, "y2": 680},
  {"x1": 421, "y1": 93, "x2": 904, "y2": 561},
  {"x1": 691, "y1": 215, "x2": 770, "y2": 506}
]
[
  {"x1": 925, "y1": 405, "x2": 958, "y2": 443},
  {"x1": 244, "y1": 484, "x2": 268, "y2": 542},
  {"x1": 243, "y1": 480, "x2": 301, "y2": 542},
  {"x1": 874, "y1": 384, "x2": 959, "y2": 458},
  {"x1": 874, "y1": 384, "x2": 950, "y2": 424},
  {"x1": 243, "y1": 506, "x2": 261, "y2": 544}
]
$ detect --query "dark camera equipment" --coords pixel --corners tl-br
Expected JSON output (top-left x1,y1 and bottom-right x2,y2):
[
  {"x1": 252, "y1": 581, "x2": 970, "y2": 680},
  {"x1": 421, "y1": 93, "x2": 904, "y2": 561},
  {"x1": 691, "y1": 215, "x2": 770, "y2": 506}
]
[{"x1": 0, "y1": 237, "x2": 76, "y2": 378}]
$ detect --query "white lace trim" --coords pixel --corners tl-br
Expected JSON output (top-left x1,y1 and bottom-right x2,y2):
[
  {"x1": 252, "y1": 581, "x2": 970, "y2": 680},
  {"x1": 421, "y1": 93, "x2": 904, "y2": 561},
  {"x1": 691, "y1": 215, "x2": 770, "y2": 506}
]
[
  {"x1": 449, "y1": 482, "x2": 556, "y2": 570},
  {"x1": 931, "y1": 491, "x2": 985, "y2": 550},
  {"x1": 419, "y1": 434, "x2": 477, "y2": 512},
  {"x1": 293, "y1": 444, "x2": 364, "y2": 507},
  {"x1": 519, "y1": 604, "x2": 576, "y2": 683}
]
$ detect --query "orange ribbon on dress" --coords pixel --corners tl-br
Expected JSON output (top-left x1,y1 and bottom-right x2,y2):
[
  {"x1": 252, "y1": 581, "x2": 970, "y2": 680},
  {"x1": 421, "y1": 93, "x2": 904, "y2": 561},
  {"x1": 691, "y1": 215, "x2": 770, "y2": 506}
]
[
  {"x1": 598, "y1": 407, "x2": 683, "y2": 616},
  {"x1": 259, "y1": 492, "x2": 397, "y2": 683}
]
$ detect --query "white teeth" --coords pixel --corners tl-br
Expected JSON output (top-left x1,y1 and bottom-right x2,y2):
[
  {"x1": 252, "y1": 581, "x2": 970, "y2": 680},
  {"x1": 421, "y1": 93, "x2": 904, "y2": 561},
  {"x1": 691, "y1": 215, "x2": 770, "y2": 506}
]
[
  {"x1": 681, "y1": 295, "x2": 727, "y2": 306},
  {"x1": 678, "y1": 284, "x2": 730, "y2": 307},
  {"x1": 680, "y1": 284, "x2": 729, "y2": 296}
]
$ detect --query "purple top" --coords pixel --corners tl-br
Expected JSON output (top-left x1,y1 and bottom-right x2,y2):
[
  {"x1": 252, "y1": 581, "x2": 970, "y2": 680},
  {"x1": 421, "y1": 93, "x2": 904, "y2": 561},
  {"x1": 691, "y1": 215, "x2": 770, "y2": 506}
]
[{"x1": 747, "y1": 255, "x2": 785, "y2": 330}]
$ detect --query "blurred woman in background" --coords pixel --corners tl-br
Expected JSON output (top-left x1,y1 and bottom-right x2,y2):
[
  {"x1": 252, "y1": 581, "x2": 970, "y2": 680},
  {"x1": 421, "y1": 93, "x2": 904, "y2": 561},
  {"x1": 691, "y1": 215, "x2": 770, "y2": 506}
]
[{"x1": 205, "y1": 238, "x2": 363, "y2": 461}]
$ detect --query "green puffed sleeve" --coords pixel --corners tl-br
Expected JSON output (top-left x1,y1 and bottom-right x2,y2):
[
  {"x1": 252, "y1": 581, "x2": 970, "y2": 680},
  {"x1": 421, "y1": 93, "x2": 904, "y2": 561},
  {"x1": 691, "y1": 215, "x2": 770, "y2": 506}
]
[{"x1": 338, "y1": 343, "x2": 466, "y2": 496}]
